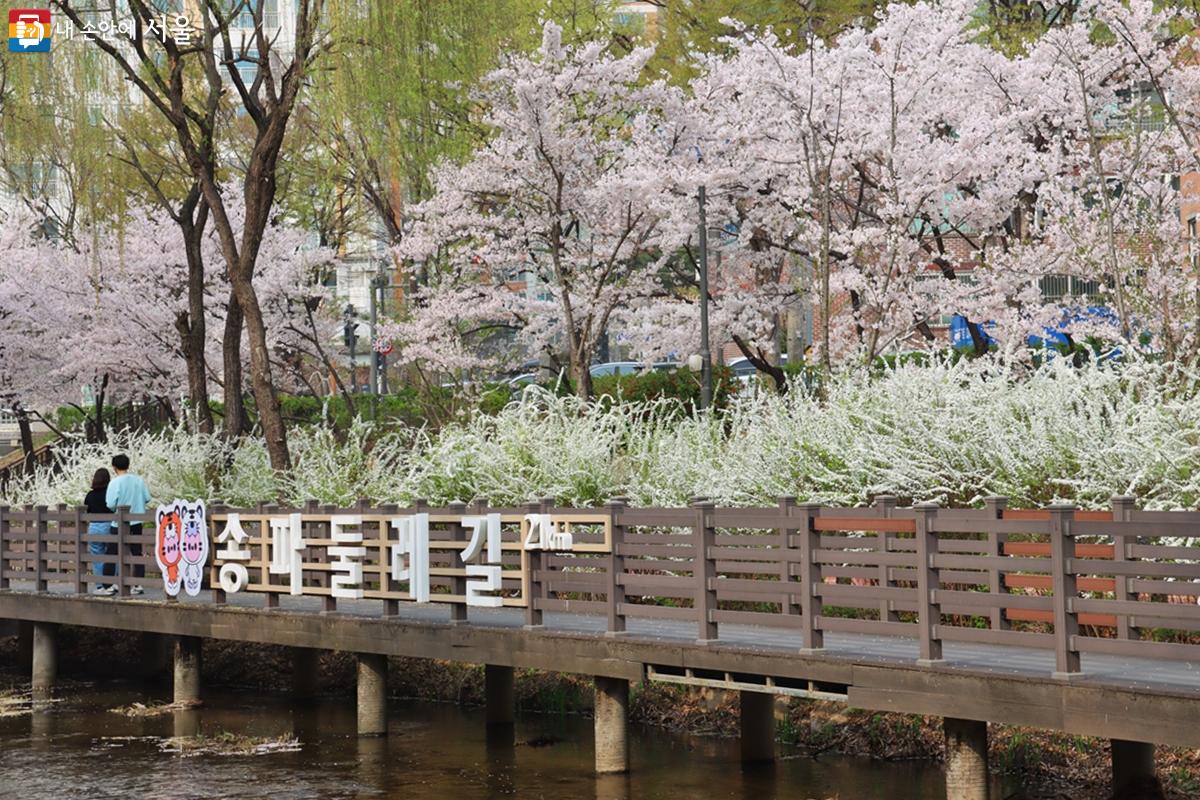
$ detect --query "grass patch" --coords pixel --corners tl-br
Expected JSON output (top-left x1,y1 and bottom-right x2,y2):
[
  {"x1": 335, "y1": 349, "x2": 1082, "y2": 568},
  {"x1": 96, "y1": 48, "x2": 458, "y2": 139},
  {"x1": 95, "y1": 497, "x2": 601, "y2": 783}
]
[
  {"x1": 109, "y1": 700, "x2": 201, "y2": 717},
  {"x1": 159, "y1": 732, "x2": 301, "y2": 757}
]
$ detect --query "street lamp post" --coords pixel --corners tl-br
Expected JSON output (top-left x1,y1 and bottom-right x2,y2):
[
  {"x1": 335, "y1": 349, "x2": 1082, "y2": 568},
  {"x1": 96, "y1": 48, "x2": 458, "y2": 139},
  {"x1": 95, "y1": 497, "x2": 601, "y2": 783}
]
[
  {"x1": 343, "y1": 303, "x2": 358, "y2": 394},
  {"x1": 369, "y1": 277, "x2": 380, "y2": 401},
  {"x1": 375, "y1": 274, "x2": 389, "y2": 394},
  {"x1": 697, "y1": 185, "x2": 713, "y2": 411}
]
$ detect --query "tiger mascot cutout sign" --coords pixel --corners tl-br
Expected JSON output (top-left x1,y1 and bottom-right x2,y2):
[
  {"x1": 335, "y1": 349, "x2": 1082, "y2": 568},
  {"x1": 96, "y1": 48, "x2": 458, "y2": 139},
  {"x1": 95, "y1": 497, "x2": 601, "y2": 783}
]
[{"x1": 156, "y1": 500, "x2": 208, "y2": 597}]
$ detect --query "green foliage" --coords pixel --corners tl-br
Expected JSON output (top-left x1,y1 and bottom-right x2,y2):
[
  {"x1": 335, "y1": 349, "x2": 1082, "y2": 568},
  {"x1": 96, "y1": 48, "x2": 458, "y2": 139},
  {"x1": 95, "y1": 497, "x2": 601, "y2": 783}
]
[
  {"x1": 967, "y1": 0, "x2": 1077, "y2": 54},
  {"x1": 591, "y1": 365, "x2": 740, "y2": 413},
  {"x1": 1167, "y1": 765, "x2": 1200, "y2": 795},
  {"x1": 646, "y1": 0, "x2": 880, "y2": 84},
  {"x1": 54, "y1": 406, "x2": 89, "y2": 431},
  {"x1": 277, "y1": 389, "x2": 439, "y2": 430},
  {"x1": 478, "y1": 384, "x2": 516, "y2": 416},
  {"x1": 303, "y1": 0, "x2": 614, "y2": 213},
  {"x1": 998, "y1": 732, "x2": 1043, "y2": 776},
  {"x1": 0, "y1": 20, "x2": 134, "y2": 237}
]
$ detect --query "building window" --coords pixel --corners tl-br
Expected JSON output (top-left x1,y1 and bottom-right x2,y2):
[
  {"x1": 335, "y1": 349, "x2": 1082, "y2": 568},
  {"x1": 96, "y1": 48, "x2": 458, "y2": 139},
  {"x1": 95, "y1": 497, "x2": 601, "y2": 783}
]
[
  {"x1": 914, "y1": 270, "x2": 977, "y2": 327},
  {"x1": 235, "y1": 48, "x2": 258, "y2": 85},
  {"x1": 233, "y1": 0, "x2": 279, "y2": 29},
  {"x1": 1039, "y1": 274, "x2": 1105, "y2": 305}
]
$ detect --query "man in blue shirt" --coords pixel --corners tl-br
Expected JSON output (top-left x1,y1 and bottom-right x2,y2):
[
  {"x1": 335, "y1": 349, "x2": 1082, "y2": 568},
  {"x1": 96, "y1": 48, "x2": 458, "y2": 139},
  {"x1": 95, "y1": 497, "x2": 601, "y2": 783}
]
[{"x1": 106, "y1": 453, "x2": 152, "y2": 594}]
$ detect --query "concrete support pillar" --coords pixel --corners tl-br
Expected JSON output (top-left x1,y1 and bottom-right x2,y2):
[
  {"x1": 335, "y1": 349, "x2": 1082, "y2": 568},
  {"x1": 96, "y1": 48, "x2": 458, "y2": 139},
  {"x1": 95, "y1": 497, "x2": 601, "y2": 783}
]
[
  {"x1": 739, "y1": 690, "x2": 775, "y2": 763},
  {"x1": 292, "y1": 648, "x2": 320, "y2": 703},
  {"x1": 173, "y1": 635, "x2": 202, "y2": 706},
  {"x1": 357, "y1": 652, "x2": 388, "y2": 736},
  {"x1": 944, "y1": 718, "x2": 989, "y2": 800},
  {"x1": 594, "y1": 676, "x2": 629, "y2": 774},
  {"x1": 485, "y1": 664, "x2": 515, "y2": 727},
  {"x1": 1112, "y1": 740, "x2": 1161, "y2": 800},
  {"x1": 31, "y1": 622, "x2": 57, "y2": 701}
]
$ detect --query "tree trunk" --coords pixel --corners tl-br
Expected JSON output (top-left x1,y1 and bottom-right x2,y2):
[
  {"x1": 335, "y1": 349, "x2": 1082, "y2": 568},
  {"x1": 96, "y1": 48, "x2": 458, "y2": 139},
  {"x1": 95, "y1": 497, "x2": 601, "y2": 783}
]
[
  {"x1": 180, "y1": 207, "x2": 213, "y2": 434},
  {"x1": 570, "y1": 343, "x2": 593, "y2": 401},
  {"x1": 231, "y1": 275, "x2": 291, "y2": 472},
  {"x1": 90, "y1": 374, "x2": 108, "y2": 444},
  {"x1": 155, "y1": 395, "x2": 178, "y2": 426},
  {"x1": 15, "y1": 407, "x2": 34, "y2": 473},
  {"x1": 732, "y1": 334, "x2": 788, "y2": 394},
  {"x1": 222, "y1": 291, "x2": 247, "y2": 440}
]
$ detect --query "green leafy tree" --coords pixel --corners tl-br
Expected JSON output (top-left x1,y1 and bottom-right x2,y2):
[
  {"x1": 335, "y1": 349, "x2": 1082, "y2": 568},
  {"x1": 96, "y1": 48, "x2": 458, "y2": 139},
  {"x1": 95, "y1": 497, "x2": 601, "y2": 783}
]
[{"x1": 644, "y1": 0, "x2": 880, "y2": 84}]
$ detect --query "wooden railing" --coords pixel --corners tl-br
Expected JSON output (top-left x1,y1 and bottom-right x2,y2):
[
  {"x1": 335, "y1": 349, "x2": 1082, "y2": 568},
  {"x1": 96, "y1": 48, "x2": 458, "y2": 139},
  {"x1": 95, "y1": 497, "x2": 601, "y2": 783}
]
[{"x1": 2, "y1": 496, "x2": 1200, "y2": 674}]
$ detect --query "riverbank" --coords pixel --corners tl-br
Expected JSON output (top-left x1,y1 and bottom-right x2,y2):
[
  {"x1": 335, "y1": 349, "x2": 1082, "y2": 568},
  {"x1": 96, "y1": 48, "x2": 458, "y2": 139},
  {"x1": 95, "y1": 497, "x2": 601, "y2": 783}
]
[{"x1": 1, "y1": 626, "x2": 1195, "y2": 799}]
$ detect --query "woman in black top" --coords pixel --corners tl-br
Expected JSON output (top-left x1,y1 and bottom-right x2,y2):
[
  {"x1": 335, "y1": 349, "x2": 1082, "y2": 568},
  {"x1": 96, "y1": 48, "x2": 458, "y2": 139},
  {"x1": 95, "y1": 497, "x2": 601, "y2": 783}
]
[{"x1": 85, "y1": 468, "x2": 115, "y2": 594}]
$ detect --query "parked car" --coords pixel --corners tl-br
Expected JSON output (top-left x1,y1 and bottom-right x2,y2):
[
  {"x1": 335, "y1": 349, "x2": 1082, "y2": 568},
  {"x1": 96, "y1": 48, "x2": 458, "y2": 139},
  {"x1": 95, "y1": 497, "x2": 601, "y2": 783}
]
[
  {"x1": 592, "y1": 361, "x2": 680, "y2": 376},
  {"x1": 726, "y1": 354, "x2": 788, "y2": 383},
  {"x1": 507, "y1": 360, "x2": 680, "y2": 387}
]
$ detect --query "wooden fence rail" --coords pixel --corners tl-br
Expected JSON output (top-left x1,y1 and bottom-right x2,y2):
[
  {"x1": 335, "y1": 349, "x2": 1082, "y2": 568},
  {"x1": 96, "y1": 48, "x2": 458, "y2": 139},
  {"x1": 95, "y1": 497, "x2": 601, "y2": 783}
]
[{"x1": 3, "y1": 495, "x2": 1200, "y2": 673}]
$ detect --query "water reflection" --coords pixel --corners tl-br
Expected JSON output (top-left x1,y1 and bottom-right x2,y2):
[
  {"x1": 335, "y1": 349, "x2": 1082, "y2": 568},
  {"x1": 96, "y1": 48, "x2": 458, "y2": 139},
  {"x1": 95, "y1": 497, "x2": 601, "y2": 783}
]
[
  {"x1": 173, "y1": 707, "x2": 200, "y2": 738},
  {"x1": 29, "y1": 707, "x2": 52, "y2": 741},
  {"x1": 0, "y1": 682, "x2": 953, "y2": 800},
  {"x1": 594, "y1": 772, "x2": 630, "y2": 800}
]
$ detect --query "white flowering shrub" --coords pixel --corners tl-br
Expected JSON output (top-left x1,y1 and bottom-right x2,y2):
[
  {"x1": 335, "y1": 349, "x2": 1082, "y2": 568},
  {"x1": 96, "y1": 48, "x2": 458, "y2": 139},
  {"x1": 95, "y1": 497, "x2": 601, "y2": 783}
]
[
  {"x1": 6, "y1": 360, "x2": 1200, "y2": 515},
  {"x1": 2, "y1": 425, "x2": 222, "y2": 508},
  {"x1": 284, "y1": 420, "x2": 412, "y2": 506},
  {"x1": 220, "y1": 438, "x2": 279, "y2": 508}
]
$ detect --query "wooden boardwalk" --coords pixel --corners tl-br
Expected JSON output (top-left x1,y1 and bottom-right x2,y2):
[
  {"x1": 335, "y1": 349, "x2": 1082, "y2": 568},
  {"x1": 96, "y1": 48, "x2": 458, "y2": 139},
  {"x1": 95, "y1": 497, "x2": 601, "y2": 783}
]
[{"x1": 4, "y1": 497, "x2": 1200, "y2": 761}]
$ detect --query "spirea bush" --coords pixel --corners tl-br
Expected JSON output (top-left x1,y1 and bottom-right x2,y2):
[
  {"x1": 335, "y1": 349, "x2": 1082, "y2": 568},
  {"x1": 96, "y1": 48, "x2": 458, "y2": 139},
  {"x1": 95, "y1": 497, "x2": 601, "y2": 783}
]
[{"x1": 6, "y1": 359, "x2": 1200, "y2": 512}]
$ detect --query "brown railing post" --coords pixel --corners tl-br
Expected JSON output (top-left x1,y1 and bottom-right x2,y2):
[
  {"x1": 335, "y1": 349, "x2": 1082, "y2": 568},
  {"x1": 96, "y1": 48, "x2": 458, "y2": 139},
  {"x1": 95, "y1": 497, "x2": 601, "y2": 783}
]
[
  {"x1": 984, "y1": 495, "x2": 1009, "y2": 631},
  {"x1": 778, "y1": 497, "x2": 800, "y2": 619},
  {"x1": 1050, "y1": 504, "x2": 1082, "y2": 678},
  {"x1": 263, "y1": 503, "x2": 281, "y2": 609},
  {"x1": 693, "y1": 498, "x2": 718, "y2": 644},
  {"x1": 54, "y1": 503, "x2": 67, "y2": 585},
  {"x1": 873, "y1": 495, "x2": 898, "y2": 623},
  {"x1": 73, "y1": 506, "x2": 85, "y2": 595},
  {"x1": 303, "y1": 499, "x2": 319, "y2": 598},
  {"x1": 1110, "y1": 495, "x2": 1136, "y2": 641},
  {"x1": 605, "y1": 497, "x2": 628, "y2": 635},
  {"x1": 448, "y1": 500, "x2": 469, "y2": 624},
  {"x1": 382, "y1": 502, "x2": 402, "y2": 616},
  {"x1": 211, "y1": 503, "x2": 227, "y2": 604},
  {"x1": 34, "y1": 505, "x2": 47, "y2": 592},
  {"x1": 524, "y1": 500, "x2": 544, "y2": 628},
  {"x1": 115, "y1": 505, "x2": 129, "y2": 597},
  {"x1": 0, "y1": 506, "x2": 7, "y2": 590},
  {"x1": 321, "y1": 503, "x2": 338, "y2": 613},
  {"x1": 797, "y1": 503, "x2": 823, "y2": 652},
  {"x1": 914, "y1": 502, "x2": 943, "y2": 665}
]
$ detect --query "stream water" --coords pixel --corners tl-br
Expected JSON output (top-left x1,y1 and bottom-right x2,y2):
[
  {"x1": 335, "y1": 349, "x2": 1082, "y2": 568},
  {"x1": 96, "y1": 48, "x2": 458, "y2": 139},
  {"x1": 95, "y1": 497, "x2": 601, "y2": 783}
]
[{"x1": 0, "y1": 683, "x2": 972, "y2": 799}]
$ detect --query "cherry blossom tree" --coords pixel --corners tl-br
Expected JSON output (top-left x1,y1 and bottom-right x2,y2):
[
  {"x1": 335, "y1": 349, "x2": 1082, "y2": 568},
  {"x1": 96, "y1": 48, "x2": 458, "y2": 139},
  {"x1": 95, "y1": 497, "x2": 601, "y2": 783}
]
[
  {"x1": 380, "y1": 0, "x2": 1196, "y2": 383},
  {"x1": 657, "y1": 0, "x2": 1195, "y2": 371},
  {"x1": 386, "y1": 23, "x2": 675, "y2": 399},
  {"x1": 0, "y1": 204, "x2": 338, "y2": 436},
  {"x1": 664, "y1": 1, "x2": 1060, "y2": 370},
  {"x1": 52, "y1": 0, "x2": 332, "y2": 472}
]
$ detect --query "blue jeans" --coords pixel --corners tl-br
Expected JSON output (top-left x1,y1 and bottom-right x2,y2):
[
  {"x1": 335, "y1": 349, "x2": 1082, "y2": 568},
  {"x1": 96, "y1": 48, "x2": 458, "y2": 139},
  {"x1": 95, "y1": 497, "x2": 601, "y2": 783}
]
[{"x1": 88, "y1": 522, "x2": 115, "y2": 582}]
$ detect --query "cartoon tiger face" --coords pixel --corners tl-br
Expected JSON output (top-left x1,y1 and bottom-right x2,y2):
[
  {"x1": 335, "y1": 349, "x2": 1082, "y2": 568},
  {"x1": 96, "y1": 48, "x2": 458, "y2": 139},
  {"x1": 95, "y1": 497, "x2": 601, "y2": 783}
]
[
  {"x1": 155, "y1": 504, "x2": 184, "y2": 595},
  {"x1": 158, "y1": 509, "x2": 182, "y2": 567},
  {"x1": 180, "y1": 500, "x2": 207, "y2": 565},
  {"x1": 178, "y1": 499, "x2": 209, "y2": 597}
]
